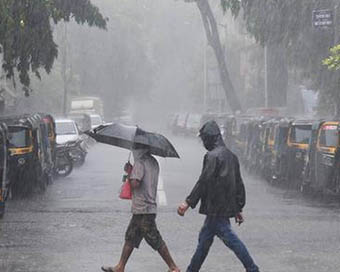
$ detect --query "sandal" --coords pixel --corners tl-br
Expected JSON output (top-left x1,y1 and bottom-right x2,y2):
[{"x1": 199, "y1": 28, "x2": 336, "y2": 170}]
[{"x1": 101, "y1": 266, "x2": 116, "y2": 272}]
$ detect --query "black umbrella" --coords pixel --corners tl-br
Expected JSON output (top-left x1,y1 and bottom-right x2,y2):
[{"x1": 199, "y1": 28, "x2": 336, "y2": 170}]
[{"x1": 86, "y1": 123, "x2": 180, "y2": 158}]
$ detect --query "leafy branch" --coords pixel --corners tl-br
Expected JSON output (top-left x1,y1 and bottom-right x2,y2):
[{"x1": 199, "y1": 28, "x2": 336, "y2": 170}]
[
  {"x1": 220, "y1": 0, "x2": 241, "y2": 16},
  {"x1": 0, "y1": 0, "x2": 107, "y2": 92},
  {"x1": 323, "y1": 44, "x2": 340, "y2": 71}
]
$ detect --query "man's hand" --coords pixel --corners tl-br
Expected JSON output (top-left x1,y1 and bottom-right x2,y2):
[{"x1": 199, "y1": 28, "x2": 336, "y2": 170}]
[
  {"x1": 235, "y1": 212, "x2": 244, "y2": 226},
  {"x1": 124, "y1": 161, "x2": 133, "y2": 175},
  {"x1": 177, "y1": 201, "x2": 189, "y2": 216}
]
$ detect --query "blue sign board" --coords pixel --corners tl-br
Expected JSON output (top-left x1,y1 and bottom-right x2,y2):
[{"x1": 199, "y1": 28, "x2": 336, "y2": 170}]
[{"x1": 313, "y1": 9, "x2": 334, "y2": 28}]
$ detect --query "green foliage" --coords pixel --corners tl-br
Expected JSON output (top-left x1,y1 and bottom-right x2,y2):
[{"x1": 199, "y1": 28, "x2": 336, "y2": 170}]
[
  {"x1": 321, "y1": 44, "x2": 340, "y2": 116},
  {"x1": 220, "y1": 0, "x2": 241, "y2": 16},
  {"x1": 323, "y1": 44, "x2": 340, "y2": 70},
  {"x1": 240, "y1": 0, "x2": 339, "y2": 114},
  {"x1": 0, "y1": 0, "x2": 107, "y2": 91}
]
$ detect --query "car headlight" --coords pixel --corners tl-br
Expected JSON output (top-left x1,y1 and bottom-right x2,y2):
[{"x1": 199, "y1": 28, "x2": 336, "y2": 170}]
[{"x1": 18, "y1": 158, "x2": 26, "y2": 165}]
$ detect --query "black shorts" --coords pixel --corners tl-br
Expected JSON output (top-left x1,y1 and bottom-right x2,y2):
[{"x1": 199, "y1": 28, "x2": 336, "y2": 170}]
[{"x1": 125, "y1": 214, "x2": 165, "y2": 250}]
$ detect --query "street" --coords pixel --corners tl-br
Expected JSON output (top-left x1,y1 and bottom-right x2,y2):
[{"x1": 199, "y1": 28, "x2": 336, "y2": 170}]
[{"x1": 1, "y1": 136, "x2": 340, "y2": 272}]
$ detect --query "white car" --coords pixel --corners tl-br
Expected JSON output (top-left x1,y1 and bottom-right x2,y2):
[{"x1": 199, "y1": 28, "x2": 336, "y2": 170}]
[
  {"x1": 186, "y1": 114, "x2": 201, "y2": 135},
  {"x1": 55, "y1": 119, "x2": 80, "y2": 144}
]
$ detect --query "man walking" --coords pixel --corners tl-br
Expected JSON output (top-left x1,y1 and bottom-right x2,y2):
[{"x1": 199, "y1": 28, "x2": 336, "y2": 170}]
[
  {"x1": 177, "y1": 120, "x2": 259, "y2": 272},
  {"x1": 102, "y1": 146, "x2": 180, "y2": 272}
]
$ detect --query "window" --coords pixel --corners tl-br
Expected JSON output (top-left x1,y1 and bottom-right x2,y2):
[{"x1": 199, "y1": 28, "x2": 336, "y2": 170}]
[
  {"x1": 290, "y1": 125, "x2": 311, "y2": 144},
  {"x1": 270, "y1": 127, "x2": 276, "y2": 142},
  {"x1": 8, "y1": 127, "x2": 31, "y2": 148},
  {"x1": 319, "y1": 126, "x2": 339, "y2": 147},
  {"x1": 56, "y1": 122, "x2": 77, "y2": 135}
]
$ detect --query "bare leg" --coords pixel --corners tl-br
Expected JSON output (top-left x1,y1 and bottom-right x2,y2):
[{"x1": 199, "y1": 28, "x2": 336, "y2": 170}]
[
  {"x1": 158, "y1": 243, "x2": 181, "y2": 272},
  {"x1": 104, "y1": 242, "x2": 134, "y2": 272}
]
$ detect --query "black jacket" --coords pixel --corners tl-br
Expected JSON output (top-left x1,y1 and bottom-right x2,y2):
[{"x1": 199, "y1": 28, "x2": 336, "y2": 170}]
[{"x1": 186, "y1": 138, "x2": 246, "y2": 218}]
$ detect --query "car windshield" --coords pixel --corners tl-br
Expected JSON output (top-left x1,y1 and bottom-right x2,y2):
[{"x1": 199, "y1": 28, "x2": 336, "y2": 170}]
[
  {"x1": 91, "y1": 116, "x2": 102, "y2": 126},
  {"x1": 8, "y1": 127, "x2": 31, "y2": 148},
  {"x1": 319, "y1": 126, "x2": 339, "y2": 147},
  {"x1": 290, "y1": 125, "x2": 311, "y2": 144},
  {"x1": 56, "y1": 121, "x2": 77, "y2": 135}
]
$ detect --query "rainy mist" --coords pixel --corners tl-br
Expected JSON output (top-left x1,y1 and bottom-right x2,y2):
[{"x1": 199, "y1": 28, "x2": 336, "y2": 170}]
[{"x1": 1, "y1": 1, "x2": 340, "y2": 272}]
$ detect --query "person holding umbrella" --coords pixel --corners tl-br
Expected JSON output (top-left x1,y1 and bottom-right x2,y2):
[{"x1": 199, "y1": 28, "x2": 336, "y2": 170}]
[
  {"x1": 102, "y1": 145, "x2": 180, "y2": 272},
  {"x1": 177, "y1": 120, "x2": 259, "y2": 272},
  {"x1": 86, "y1": 124, "x2": 181, "y2": 272}
]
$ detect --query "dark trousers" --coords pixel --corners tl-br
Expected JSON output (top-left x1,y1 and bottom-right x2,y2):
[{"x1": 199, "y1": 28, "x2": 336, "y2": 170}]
[{"x1": 187, "y1": 216, "x2": 259, "y2": 272}]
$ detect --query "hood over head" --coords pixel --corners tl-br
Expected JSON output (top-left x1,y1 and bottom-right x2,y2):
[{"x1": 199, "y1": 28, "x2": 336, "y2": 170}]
[
  {"x1": 198, "y1": 120, "x2": 221, "y2": 137},
  {"x1": 199, "y1": 120, "x2": 224, "y2": 151}
]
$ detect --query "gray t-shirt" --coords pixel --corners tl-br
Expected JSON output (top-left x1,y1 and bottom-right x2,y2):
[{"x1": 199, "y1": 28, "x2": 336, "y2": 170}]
[{"x1": 130, "y1": 154, "x2": 159, "y2": 214}]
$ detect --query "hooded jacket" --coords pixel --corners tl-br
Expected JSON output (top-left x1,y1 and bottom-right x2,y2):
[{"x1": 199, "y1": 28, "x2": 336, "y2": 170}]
[{"x1": 186, "y1": 123, "x2": 246, "y2": 218}]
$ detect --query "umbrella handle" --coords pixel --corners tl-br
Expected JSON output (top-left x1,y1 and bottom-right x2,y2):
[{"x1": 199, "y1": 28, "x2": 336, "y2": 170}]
[{"x1": 128, "y1": 151, "x2": 132, "y2": 162}]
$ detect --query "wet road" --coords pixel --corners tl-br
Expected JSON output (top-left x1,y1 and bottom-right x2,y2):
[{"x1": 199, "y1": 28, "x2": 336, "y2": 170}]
[{"x1": 1, "y1": 136, "x2": 340, "y2": 272}]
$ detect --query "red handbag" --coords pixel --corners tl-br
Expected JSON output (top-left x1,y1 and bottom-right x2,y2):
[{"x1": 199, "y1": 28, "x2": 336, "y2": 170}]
[{"x1": 119, "y1": 176, "x2": 132, "y2": 200}]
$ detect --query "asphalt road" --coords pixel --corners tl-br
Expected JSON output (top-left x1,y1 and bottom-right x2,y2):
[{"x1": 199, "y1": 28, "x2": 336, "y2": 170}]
[{"x1": 1, "y1": 136, "x2": 340, "y2": 272}]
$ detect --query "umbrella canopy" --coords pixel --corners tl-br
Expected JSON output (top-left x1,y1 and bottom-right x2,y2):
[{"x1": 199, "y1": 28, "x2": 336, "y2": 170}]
[{"x1": 86, "y1": 123, "x2": 180, "y2": 158}]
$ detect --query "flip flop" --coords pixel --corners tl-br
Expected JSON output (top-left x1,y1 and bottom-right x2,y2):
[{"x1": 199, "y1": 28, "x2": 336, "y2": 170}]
[{"x1": 101, "y1": 266, "x2": 116, "y2": 272}]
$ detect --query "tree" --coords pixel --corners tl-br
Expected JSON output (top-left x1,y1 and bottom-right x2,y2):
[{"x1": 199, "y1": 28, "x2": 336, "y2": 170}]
[
  {"x1": 322, "y1": 44, "x2": 340, "y2": 116},
  {"x1": 185, "y1": 0, "x2": 242, "y2": 112},
  {"x1": 323, "y1": 44, "x2": 340, "y2": 70},
  {"x1": 240, "y1": 0, "x2": 338, "y2": 112},
  {"x1": 0, "y1": 0, "x2": 107, "y2": 94}
]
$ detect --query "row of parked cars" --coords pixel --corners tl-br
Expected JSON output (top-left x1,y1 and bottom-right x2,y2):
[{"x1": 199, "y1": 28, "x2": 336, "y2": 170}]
[
  {"x1": 169, "y1": 111, "x2": 340, "y2": 197},
  {"x1": 222, "y1": 115, "x2": 340, "y2": 196},
  {"x1": 0, "y1": 112, "x2": 99, "y2": 218}
]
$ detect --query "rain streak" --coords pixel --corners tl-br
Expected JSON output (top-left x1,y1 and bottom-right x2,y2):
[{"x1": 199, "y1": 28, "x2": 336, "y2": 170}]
[{"x1": 0, "y1": 1, "x2": 340, "y2": 272}]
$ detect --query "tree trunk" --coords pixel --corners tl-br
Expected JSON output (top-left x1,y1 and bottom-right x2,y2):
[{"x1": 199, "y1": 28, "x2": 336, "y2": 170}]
[
  {"x1": 61, "y1": 23, "x2": 68, "y2": 116},
  {"x1": 0, "y1": 49, "x2": 6, "y2": 114},
  {"x1": 196, "y1": 0, "x2": 242, "y2": 113},
  {"x1": 266, "y1": 43, "x2": 288, "y2": 107}
]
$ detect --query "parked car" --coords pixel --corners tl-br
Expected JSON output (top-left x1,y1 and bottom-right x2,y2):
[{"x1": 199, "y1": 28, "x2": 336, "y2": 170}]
[
  {"x1": 55, "y1": 119, "x2": 81, "y2": 145},
  {"x1": 302, "y1": 120, "x2": 340, "y2": 195},
  {"x1": 172, "y1": 113, "x2": 188, "y2": 135},
  {"x1": 0, "y1": 114, "x2": 54, "y2": 197},
  {"x1": 186, "y1": 113, "x2": 201, "y2": 135},
  {"x1": 67, "y1": 113, "x2": 92, "y2": 132},
  {"x1": 55, "y1": 119, "x2": 88, "y2": 166},
  {"x1": 0, "y1": 123, "x2": 8, "y2": 218}
]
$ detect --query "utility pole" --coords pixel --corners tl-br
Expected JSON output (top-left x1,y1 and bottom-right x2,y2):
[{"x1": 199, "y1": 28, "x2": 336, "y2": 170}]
[
  {"x1": 264, "y1": 45, "x2": 268, "y2": 108},
  {"x1": 0, "y1": 45, "x2": 4, "y2": 88},
  {"x1": 334, "y1": 4, "x2": 339, "y2": 45},
  {"x1": 203, "y1": 33, "x2": 207, "y2": 112},
  {"x1": 334, "y1": 4, "x2": 339, "y2": 116},
  {"x1": 0, "y1": 46, "x2": 4, "y2": 114}
]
